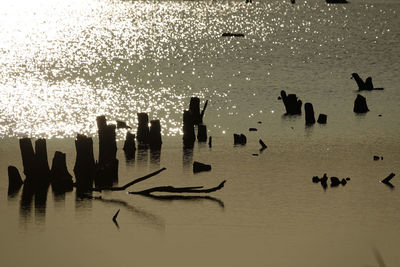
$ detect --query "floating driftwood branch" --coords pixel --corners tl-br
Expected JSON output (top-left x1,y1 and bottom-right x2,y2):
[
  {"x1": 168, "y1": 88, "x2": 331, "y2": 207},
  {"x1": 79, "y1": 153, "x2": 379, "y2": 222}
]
[
  {"x1": 92, "y1": 167, "x2": 167, "y2": 192},
  {"x1": 129, "y1": 180, "x2": 226, "y2": 195}
]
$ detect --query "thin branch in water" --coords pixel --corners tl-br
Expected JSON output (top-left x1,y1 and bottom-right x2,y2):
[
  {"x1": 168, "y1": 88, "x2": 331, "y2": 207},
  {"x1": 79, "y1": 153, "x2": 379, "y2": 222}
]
[
  {"x1": 112, "y1": 209, "x2": 120, "y2": 229},
  {"x1": 93, "y1": 167, "x2": 167, "y2": 192},
  {"x1": 372, "y1": 247, "x2": 386, "y2": 267},
  {"x1": 129, "y1": 180, "x2": 226, "y2": 195}
]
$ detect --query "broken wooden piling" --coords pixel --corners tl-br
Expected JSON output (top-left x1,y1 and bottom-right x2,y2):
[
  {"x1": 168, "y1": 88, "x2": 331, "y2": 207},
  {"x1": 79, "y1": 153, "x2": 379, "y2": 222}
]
[
  {"x1": 197, "y1": 124, "x2": 207, "y2": 142},
  {"x1": 183, "y1": 110, "x2": 195, "y2": 148},
  {"x1": 137, "y1": 113, "x2": 150, "y2": 146},
  {"x1": 305, "y1": 102, "x2": 316, "y2": 125},
  {"x1": 280, "y1": 90, "x2": 302, "y2": 115},
  {"x1": 96, "y1": 115, "x2": 119, "y2": 188},
  {"x1": 73, "y1": 134, "x2": 95, "y2": 191},
  {"x1": 50, "y1": 151, "x2": 73, "y2": 193},
  {"x1": 149, "y1": 120, "x2": 162, "y2": 150}
]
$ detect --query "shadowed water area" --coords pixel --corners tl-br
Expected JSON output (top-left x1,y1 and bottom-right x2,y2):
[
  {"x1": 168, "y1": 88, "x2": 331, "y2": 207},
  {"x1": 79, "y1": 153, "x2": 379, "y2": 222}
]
[{"x1": 1, "y1": 0, "x2": 400, "y2": 266}]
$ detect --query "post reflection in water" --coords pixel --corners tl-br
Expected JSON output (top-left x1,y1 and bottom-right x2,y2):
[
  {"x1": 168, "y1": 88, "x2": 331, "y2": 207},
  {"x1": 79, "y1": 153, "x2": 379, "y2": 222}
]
[{"x1": 182, "y1": 148, "x2": 193, "y2": 173}]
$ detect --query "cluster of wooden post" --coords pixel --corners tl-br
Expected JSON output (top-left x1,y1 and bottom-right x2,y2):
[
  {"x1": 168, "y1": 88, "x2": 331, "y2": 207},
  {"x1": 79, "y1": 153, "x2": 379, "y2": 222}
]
[
  {"x1": 136, "y1": 113, "x2": 162, "y2": 150},
  {"x1": 183, "y1": 97, "x2": 208, "y2": 148},
  {"x1": 10, "y1": 138, "x2": 75, "y2": 196}
]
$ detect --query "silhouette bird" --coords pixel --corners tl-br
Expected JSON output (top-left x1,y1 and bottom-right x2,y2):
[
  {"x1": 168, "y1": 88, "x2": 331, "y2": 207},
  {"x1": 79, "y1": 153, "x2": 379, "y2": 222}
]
[{"x1": 351, "y1": 73, "x2": 383, "y2": 91}]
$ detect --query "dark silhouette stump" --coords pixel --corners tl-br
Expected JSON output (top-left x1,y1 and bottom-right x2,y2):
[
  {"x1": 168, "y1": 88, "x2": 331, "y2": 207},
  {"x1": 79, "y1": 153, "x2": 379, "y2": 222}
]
[
  {"x1": 197, "y1": 125, "x2": 207, "y2": 142},
  {"x1": 123, "y1": 131, "x2": 136, "y2": 160},
  {"x1": 234, "y1": 134, "x2": 247, "y2": 145},
  {"x1": 280, "y1": 90, "x2": 302, "y2": 115},
  {"x1": 8, "y1": 166, "x2": 24, "y2": 193},
  {"x1": 305, "y1": 102, "x2": 316, "y2": 125},
  {"x1": 317, "y1": 114, "x2": 327, "y2": 124},
  {"x1": 183, "y1": 110, "x2": 195, "y2": 148},
  {"x1": 353, "y1": 94, "x2": 369, "y2": 113},
  {"x1": 137, "y1": 113, "x2": 150, "y2": 147},
  {"x1": 74, "y1": 134, "x2": 95, "y2": 191},
  {"x1": 193, "y1": 161, "x2": 212, "y2": 173},
  {"x1": 50, "y1": 151, "x2": 73, "y2": 193},
  {"x1": 149, "y1": 120, "x2": 162, "y2": 150},
  {"x1": 96, "y1": 116, "x2": 118, "y2": 188}
]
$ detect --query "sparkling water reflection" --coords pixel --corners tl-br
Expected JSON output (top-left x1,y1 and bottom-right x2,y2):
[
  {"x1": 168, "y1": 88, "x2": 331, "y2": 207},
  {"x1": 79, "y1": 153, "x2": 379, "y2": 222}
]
[{"x1": 1, "y1": 0, "x2": 398, "y2": 140}]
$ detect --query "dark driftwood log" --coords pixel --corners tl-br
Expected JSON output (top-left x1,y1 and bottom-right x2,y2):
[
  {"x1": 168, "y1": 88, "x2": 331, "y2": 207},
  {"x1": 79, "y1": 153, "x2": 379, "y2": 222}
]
[
  {"x1": 50, "y1": 151, "x2": 73, "y2": 193},
  {"x1": 73, "y1": 134, "x2": 95, "y2": 191},
  {"x1": 129, "y1": 180, "x2": 226, "y2": 195},
  {"x1": 222, "y1": 33, "x2": 244, "y2": 37},
  {"x1": 137, "y1": 113, "x2": 150, "y2": 146},
  {"x1": 8, "y1": 166, "x2": 24, "y2": 192},
  {"x1": 381, "y1": 173, "x2": 395, "y2": 184},
  {"x1": 193, "y1": 161, "x2": 211, "y2": 173},
  {"x1": 92, "y1": 167, "x2": 167, "y2": 192},
  {"x1": 123, "y1": 131, "x2": 136, "y2": 160},
  {"x1": 280, "y1": 90, "x2": 302, "y2": 115},
  {"x1": 259, "y1": 139, "x2": 267, "y2": 150},
  {"x1": 354, "y1": 94, "x2": 369, "y2": 113},
  {"x1": 197, "y1": 125, "x2": 207, "y2": 142},
  {"x1": 183, "y1": 110, "x2": 195, "y2": 148},
  {"x1": 305, "y1": 102, "x2": 316, "y2": 125},
  {"x1": 317, "y1": 114, "x2": 327, "y2": 124},
  {"x1": 149, "y1": 120, "x2": 162, "y2": 150}
]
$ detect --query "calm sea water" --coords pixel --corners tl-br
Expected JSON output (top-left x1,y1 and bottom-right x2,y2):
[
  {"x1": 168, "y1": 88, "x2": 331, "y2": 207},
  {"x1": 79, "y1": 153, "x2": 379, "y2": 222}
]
[{"x1": 1, "y1": 0, "x2": 400, "y2": 266}]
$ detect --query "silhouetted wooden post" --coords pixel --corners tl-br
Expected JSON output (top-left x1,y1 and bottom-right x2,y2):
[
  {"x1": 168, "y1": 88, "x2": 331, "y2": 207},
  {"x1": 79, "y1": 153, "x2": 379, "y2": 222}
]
[
  {"x1": 317, "y1": 114, "x2": 327, "y2": 124},
  {"x1": 149, "y1": 120, "x2": 162, "y2": 150},
  {"x1": 73, "y1": 134, "x2": 95, "y2": 191},
  {"x1": 305, "y1": 102, "x2": 316, "y2": 125},
  {"x1": 280, "y1": 90, "x2": 302, "y2": 115},
  {"x1": 8, "y1": 166, "x2": 23, "y2": 193},
  {"x1": 208, "y1": 136, "x2": 212, "y2": 148},
  {"x1": 234, "y1": 134, "x2": 247, "y2": 145},
  {"x1": 137, "y1": 113, "x2": 150, "y2": 147},
  {"x1": 96, "y1": 116, "x2": 118, "y2": 187},
  {"x1": 19, "y1": 138, "x2": 36, "y2": 178},
  {"x1": 35, "y1": 139, "x2": 51, "y2": 178},
  {"x1": 183, "y1": 110, "x2": 195, "y2": 148},
  {"x1": 189, "y1": 97, "x2": 202, "y2": 125},
  {"x1": 353, "y1": 94, "x2": 369, "y2": 113},
  {"x1": 197, "y1": 125, "x2": 207, "y2": 142},
  {"x1": 123, "y1": 131, "x2": 136, "y2": 160},
  {"x1": 50, "y1": 151, "x2": 73, "y2": 193}
]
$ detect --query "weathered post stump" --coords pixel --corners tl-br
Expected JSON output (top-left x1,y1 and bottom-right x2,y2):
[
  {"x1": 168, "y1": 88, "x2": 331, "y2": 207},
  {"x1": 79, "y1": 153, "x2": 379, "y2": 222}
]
[
  {"x1": 280, "y1": 90, "x2": 302, "y2": 115},
  {"x1": 234, "y1": 134, "x2": 247, "y2": 145},
  {"x1": 317, "y1": 114, "x2": 327, "y2": 124},
  {"x1": 50, "y1": 151, "x2": 73, "y2": 193},
  {"x1": 183, "y1": 110, "x2": 195, "y2": 148},
  {"x1": 137, "y1": 113, "x2": 150, "y2": 147},
  {"x1": 73, "y1": 134, "x2": 95, "y2": 191},
  {"x1": 8, "y1": 166, "x2": 24, "y2": 193},
  {"x1": 189, "y1": 97, "x2": 202, "y2": 125},
  {"x1": 123, "y1": 131, "x2": 136, "y2": 160},
  {"x1": 305, "y1": 102, "x2": 316, "y2": 125},
  {"x1": 149, "y1": 120, "x2": 162, "y2": 150},
  {"x1": 353, "y1": 94, "x2": 369, "y2": 113},
  {"x1": 96, "y1": 116, "x2": 118, "y2": 188},
  {"x1": 197, "y1": 125, "x2": 207, "y2": 142},
  {"x1": 193, "y1": 161, "x2": 212, "y2": 173}
]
